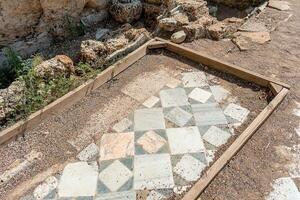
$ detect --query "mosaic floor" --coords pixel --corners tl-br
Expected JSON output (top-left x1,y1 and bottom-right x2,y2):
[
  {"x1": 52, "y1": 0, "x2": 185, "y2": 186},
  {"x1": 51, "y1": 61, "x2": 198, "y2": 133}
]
[{"x1": 28, "y1": 71, "x2": 251, "y2": 200}]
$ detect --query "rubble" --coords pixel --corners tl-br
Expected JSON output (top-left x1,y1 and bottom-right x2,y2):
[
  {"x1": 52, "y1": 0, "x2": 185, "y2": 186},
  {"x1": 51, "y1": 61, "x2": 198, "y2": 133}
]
[{"x1": 109, "y1": 0, "x2": 143, "y2": 23}]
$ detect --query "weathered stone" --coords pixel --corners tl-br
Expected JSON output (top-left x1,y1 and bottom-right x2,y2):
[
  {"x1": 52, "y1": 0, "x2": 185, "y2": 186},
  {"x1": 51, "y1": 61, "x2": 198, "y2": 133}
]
[
  {"x1": 33, "y1": 176, "x2": 58, "y2": 200},
  {"x1": 34, "y1": 55, "x2": 75, "y2": 79},
  {"x1": 87, "y1": 0, "x2": 109, "y2": 10},
  {"x1": 95, "y1": 28, "x2": 110, "y2": 40},
  {"x1": 159, "y1": 18, "x2": 178, "y2": 31},
  {"x1": 81, "y1": 10, "x2": 108, "y2": 26},
  {"x1": 175, "y1": 0, "x2": 208, "y2": 21},
  {"x1": 268, "y1": 0, "x2": 291, "y2": 11},
  {"x1": 109, "y1": 0, "x2": 143, "y2": 23},
  {"x1": 207, "y1": 22, "x2": 228, "y2": 40},
  {"x1": 171, "y1": 30, "x2": 187, "y2": 44},
  {"x1": 183, "y1": 16, "x2": 214, "y2": 41},
  {"x1": 76, "y1": 143, "x2": 99, "y2": 161},
  {"x1": 210, "y1": 0, "x2": 265, "y2": 9},
  {"x1": 80, "y1": 39, "x2": 109, "y2": 66},
  {"x1": 173, "y1": 13, "x2": 189, "y2": 26}
]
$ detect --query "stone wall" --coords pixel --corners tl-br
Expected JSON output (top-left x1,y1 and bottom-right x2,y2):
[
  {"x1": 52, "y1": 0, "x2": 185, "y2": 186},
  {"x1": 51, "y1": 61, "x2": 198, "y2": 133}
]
[{"x1": 0, "y1": 0, "x2": 109, "y2": 47}]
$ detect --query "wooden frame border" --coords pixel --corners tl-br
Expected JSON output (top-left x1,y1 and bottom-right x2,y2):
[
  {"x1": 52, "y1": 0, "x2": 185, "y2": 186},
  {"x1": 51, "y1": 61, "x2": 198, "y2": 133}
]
[{"x1": 0, "y1": 38, "x2": 289, "y2": 200}]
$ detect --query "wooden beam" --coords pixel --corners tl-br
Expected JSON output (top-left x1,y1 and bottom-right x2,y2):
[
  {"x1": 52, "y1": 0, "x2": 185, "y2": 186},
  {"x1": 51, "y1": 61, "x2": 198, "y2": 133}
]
[
  {"x1": 183, "y1": 88, "x2": 289, "y2": 200},
  {"x1": 269, "y1": 82, "x2": 283, "y2": 95},
  {"x1": 147, "y1": 41, "x2": 168, "y2": 50},
  {"x1": 155, "y1": 38, "x2": 290, "y2": 89},
  {"x1": 0, "y1": 39, "x2": 154, "y2": 146}
]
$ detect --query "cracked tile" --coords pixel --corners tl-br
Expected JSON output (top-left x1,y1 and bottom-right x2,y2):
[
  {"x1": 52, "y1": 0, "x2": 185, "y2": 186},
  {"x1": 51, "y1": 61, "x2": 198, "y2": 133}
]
[
  {"x1": 165, "y1": 107, "x2": 193, "y2": 127},
  {"x1": 224, "y1": 103, "x2": 250, "y2": 123}
]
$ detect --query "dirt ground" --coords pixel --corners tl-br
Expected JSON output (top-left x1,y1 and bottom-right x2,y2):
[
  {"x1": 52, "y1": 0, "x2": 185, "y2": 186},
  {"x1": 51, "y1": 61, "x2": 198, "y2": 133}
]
[{"x1": 0, "y1": 0, "x2": 299, "y2": 199}]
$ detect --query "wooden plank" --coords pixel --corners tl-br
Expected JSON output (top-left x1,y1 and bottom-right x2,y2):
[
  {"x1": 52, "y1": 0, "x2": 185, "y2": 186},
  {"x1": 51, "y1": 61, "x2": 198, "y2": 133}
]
[
  {"x1": 155, "y1": 38, "x2": 290, "y2": 89},
  {"x1": 0, "y1": 40, "x2": 153, "y2": 146},
  {"x1": 183, "y1": 88, "x2": 289, "y2": 200},
  {"x1": 147, "y1": 41, "x2": 168, "y2": 49},
  {"x1": 269, "y1": 82, "x2": 283, "y2": 95}
]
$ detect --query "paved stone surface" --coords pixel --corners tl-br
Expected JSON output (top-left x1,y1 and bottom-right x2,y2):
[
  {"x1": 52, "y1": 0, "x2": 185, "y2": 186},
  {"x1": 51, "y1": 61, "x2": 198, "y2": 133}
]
[
  {"x1": 100, "y1": 132, "x2": 134, "y2": 161},
  {"x1": 167, "y1": 127, "x2": 205, "y2": 155},
  {"x1": 136, "y1": 131, "x2": 167, "y2": 154},
  {"x1": 182, "y1": 72, "x2": 208, "y2": 88},
  {"x1": 210, "y1": 85, "x2": 230, "y2": 103},
  {"x1": 173, "y1": 154, "x2": 206, "y2": 182},
  {"x1": 160, "y1": 88, "x2": 189, "y2": 107},
  {"x1": 95, "y1": 191, "x2": 136, "y2": 200},
  {"x1": 33, "y1": 176, "x2": 58, "y2": 200},
  {"x1": 112, "y1": 118, "x2": 133, "y2": 133},
  {"x1": 188, "y1": 88, "x2": 212, "y2": 103},
  {"x1": 134, "y1": 108, "x2": 166, "y2": 131},
  {"x1": 192, "y1": 103, "x2": 228, "y2": 126},
  {"x1": 224, "y1": 103, "x2": 250, "y2": 123},
  {"x1": 165, "y1": 107, "x2": 193, "y2": 127},
  {"x1": 99, "y1": 160, "x2": 133, "y2": 192},
  {"x1": 142, "y1": 96, "x2": 160, "y2": 108},
  {"x1": 58, "y1": 162, "x2": 98, "y2": 197},
  {"x1": 202, "y1": 126, "x2": 231, "y2": 147},
  {"x1": 134, "y1": 154, "x2": 175, "y2": 190},
  {"x1": 77, "y1": 143, "x2": 99, "y2": 162}
]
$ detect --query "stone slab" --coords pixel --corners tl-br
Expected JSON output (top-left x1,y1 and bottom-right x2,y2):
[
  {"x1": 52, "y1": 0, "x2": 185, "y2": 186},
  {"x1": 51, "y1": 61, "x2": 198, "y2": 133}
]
[
  {"x1": 137, "y1": 131, "x2": 167, "y2": 154},
  {"x1": 165, "y1": 107, "x2": 193, "y2": 127},
  {"x1": 77, "y1": 143, "x2": 99, "y2": 162},
  {"x1": 166, "y1": 127, "x2": 205, "y2": 155},
  {"x1": 159, "y1": 88, "x2": 189, "y2": 108},
  {"x1": 224, "y1": 103, "x2": 250, "y2": 123},
  {"x1": 134, "y1": 154, "x2": 175, "y2": 190},
  {"x1": 58, "y1": 162, "x2": 98, "y2": 197},
  {"x1": 100, "y1": 132, "x2": 134, "y2": 161},
  {"x1": 143, "y1": 96, "x2": 160, "y2": 108},
  {"x1": 182, "y1": 72, "x2": 208, "y2": 88},
  {"x1": 192, "y1": 103, "x2": 228, "y2": 126},
  {"x1": 134, "y1": 108, "x2": 166, "y2": 131},
  {"x1": 202, "y1": 126, "x2": 231, "y2": 147},
  {"x1": 188, "y1": 88, "x2": 212, "y2": 103}
]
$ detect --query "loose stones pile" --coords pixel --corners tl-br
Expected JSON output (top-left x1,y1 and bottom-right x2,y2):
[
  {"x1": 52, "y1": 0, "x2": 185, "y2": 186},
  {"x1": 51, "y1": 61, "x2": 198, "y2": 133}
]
[{"x1": 29, "y1": 70, "x2": 251, "y2": 200}]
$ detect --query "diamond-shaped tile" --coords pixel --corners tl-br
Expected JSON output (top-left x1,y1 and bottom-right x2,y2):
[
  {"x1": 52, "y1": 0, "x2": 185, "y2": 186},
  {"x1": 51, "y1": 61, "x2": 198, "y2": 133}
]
[
  {"x1": 188, "y1": 88, "x2": 212, "y2": 103},
  {"x1": 134, "y1": 108, "x2": 165, "y2": 131},
  {"x1": 99, "y1": 132, "x2": 134, "y2": 161},
  {"x1": 137, "y1": 131, "x2": 167, "y2": 154},
  {"x1": 99, "y1": 160, "x2": 133, "y2": 192},
  {"x1": 192, "y1": 103, "x2": 228, "y2": 126},
  {"x1": 224, "y1": 103, "x2": 250, "y2": 123},
  {"x1": 210, "y1": 85, "x2": 230, "y2": 103},
  {"x1": 165, "y1": 107, "x2": 193, "y2": 127},
  {"x1": 134, "y1": 154, "x2": 175, "y2": 190},
  {"x1": 166, "y1": 127, "x2": 205, "y2": 155},
  {"x1": 173, "y1": 154, "x2": 206, "y2": 182},
  {"x1": 112, "y1": 118, "x2": 133, "y2": 133},
  {"x1": 202, "y1": 126, "x2": 231, "y2": 147},
  {"x1": 159, "y1": 88, "x2": 189, "y2": 108},
  {"x1": 182, "y1": 72, "x2": 208, "y2": 88},
  {"x1": 143, "y1": 96, "x2": 160, "y2": 108}
]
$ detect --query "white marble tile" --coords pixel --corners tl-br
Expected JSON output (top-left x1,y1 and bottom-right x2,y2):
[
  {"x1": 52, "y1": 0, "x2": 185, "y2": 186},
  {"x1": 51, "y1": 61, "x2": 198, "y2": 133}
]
[
  {"x1": 100, "y1": 132, "x2": 134, "y2": 161},
  {"x1": 99, "y1": 160, "x2": 133, "y2": 192},
  {"x1": 173, "y1": 154, "x2": 206, "y2": 182},
  {"x1": 166, "y1": 127, "x2": 205, "y2": 155},
  {"x1": 95, "y1": 191, "x2": 136, "y2": 200},
  {"x1": 77, "y1": 143, "x2": 99, "y2": 162},
  {"x1": 112, "y1": 118, "x2": 133, "y2": 133},
  {"x1": 134, "y1": 154, "x2": 174, "y2": 190},
  {"x1": 159, "y1": 88, "x2": 189, "y2": 108},
  {"x1": 202, "y1": 126, "x2": 231, "y2": 147},
  {"x1": 192, "y1": 103, "x2": 228, "y2": 126},
  {"x1": 143, "y1": 96, "x2": 160, "y2": 108},
  {"x1": 182, "y1": 72, "x2": 208, "y2": 88},
  {"x1": 58, "y1": 162, "x2": 98, "y2": 197},
  {"x1": 137, "y1": 131, "x2": 167, "y2": 154},
  {"x1": 210, "y1": 85, "x2": 230, "y2": 103},
  {"x1": 134, "y1": 108, "x2": 165, "y2": 131},
  {"x1": 188, "y1": 88, "x2": 212, "y2": 103},
  {"x1": 224, "y1": 103, "x2": 250, "y2": 123},
  {"x1": 165, "y1": 107, "x2": 193, "y2": 127}
]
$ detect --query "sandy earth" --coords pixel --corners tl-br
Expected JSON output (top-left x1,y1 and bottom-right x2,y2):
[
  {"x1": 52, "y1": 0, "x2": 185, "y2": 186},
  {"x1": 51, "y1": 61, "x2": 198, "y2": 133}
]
[{"x1": 0, "y1": 0, "x2": 299, "y2": 199}]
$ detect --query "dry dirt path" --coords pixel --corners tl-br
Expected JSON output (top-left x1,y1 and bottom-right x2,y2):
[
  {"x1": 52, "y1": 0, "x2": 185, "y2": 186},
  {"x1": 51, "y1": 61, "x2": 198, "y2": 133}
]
[{"x1": 183, "y1": 0, "x2": 300, "y2": 199}]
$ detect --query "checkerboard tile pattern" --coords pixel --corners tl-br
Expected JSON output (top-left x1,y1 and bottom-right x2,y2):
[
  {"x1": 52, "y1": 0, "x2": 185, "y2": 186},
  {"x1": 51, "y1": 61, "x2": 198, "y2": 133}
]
[{"x1": 44, "y1": 71, "x2": 251, "y2": 199}]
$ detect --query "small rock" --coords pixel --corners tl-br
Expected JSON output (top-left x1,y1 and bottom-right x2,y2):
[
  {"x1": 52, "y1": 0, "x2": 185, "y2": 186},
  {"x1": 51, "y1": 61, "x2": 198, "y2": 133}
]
[
  {"x1": 95, "y1": 28, "x2": 110, "y2": 40},
  {"x1": 33, "y1": 176, "x2": 58, "y2": 200},
  {"x1": 207, "y1": 22, "x2": 227, "y2": 40},
  {"x1": 268, "y1": 0, "x2": 290, "y2": 11},
  {"x1": 159, "y1": 18, "x2": 177, "y2": 31},
  {"x1": 171, "y1": 30, "x2": 187, "y2": 44},
  {"x1": 81, "y1": 10, "x2": 108, "y2": 26},
  {"x1": 109, "y1": 0, "x2": 143, "y2": 23},
  {"x1": 76, "y1": 143, "x2": 99, "y2": 162},
  {"x1": 34, "y1": 55, "x2": 75, "y2": 79}
]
